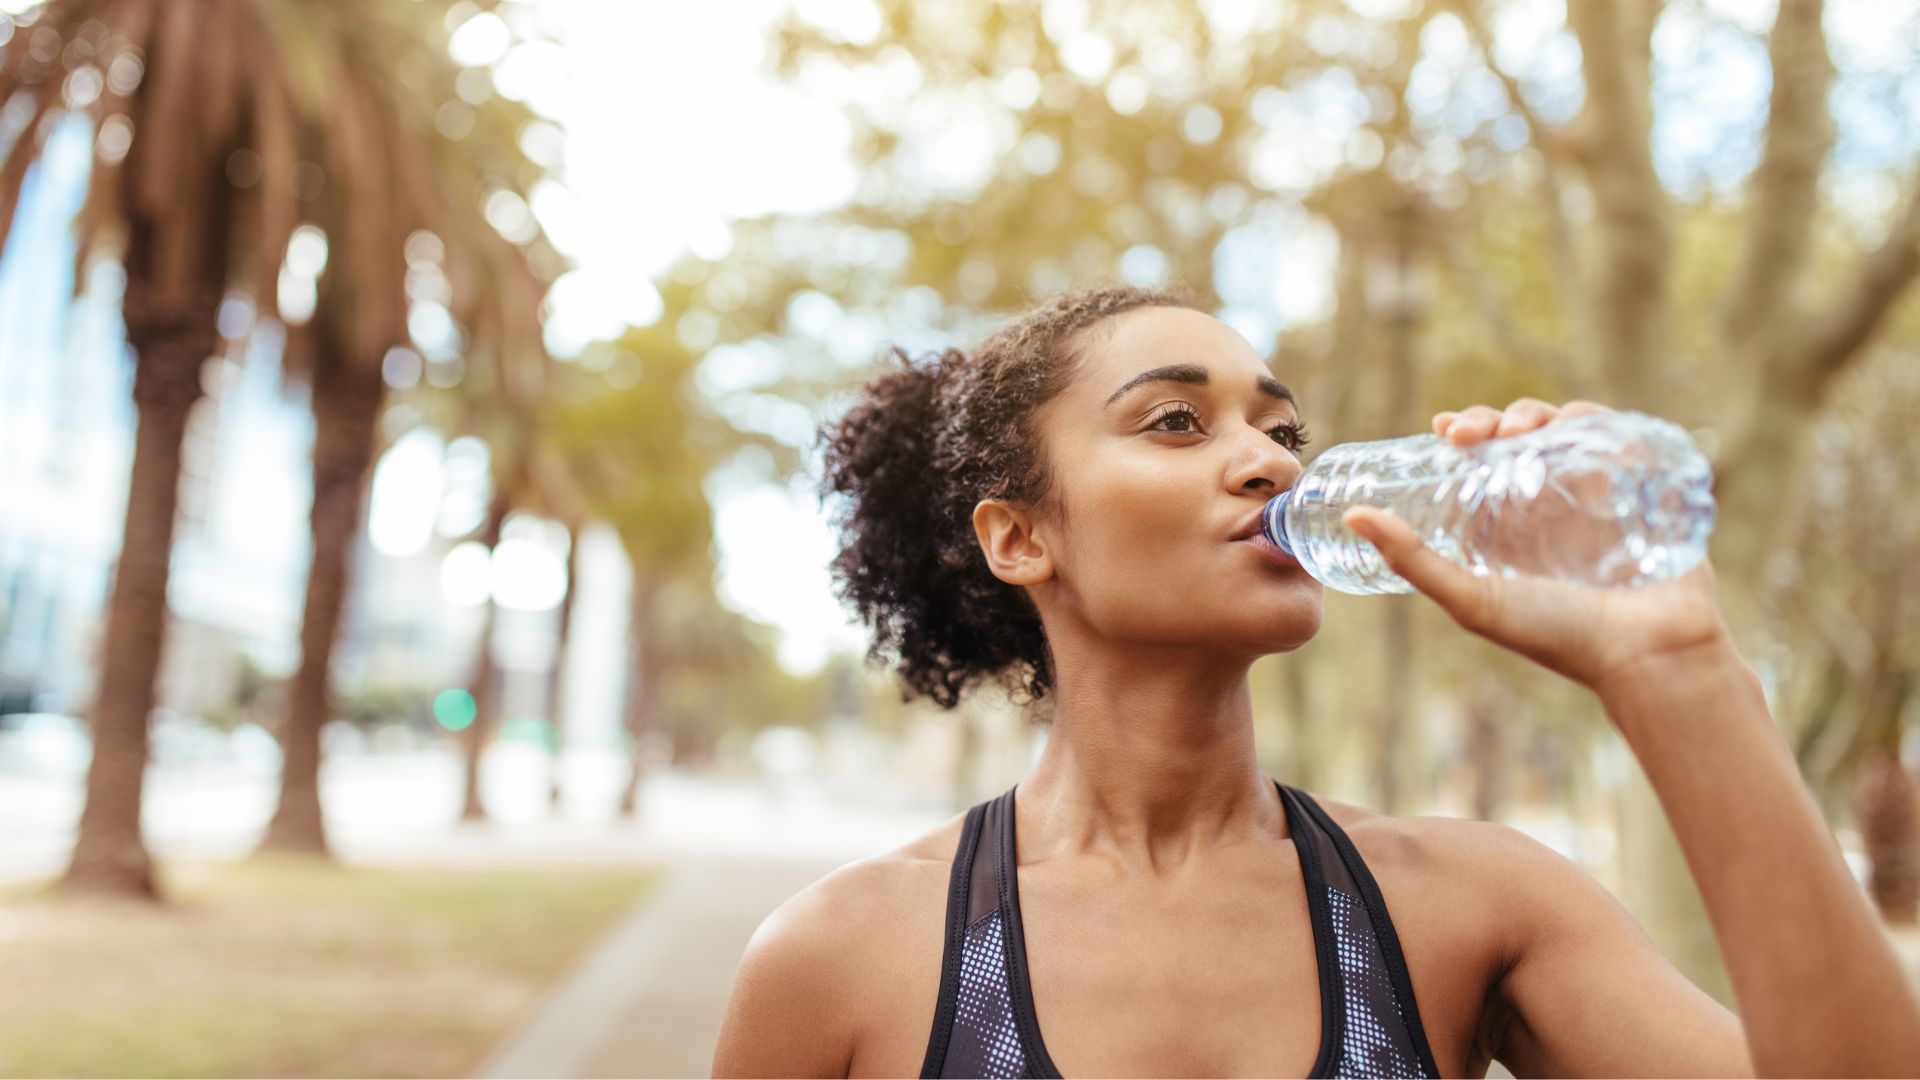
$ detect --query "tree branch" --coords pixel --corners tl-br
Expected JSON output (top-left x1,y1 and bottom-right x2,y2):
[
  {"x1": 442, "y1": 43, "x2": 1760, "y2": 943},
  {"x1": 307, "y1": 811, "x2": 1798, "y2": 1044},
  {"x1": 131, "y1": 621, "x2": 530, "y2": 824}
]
[
  {"x1": 1448, "y1": 0, "x2": 1563, "y2": 160},
  {"x1": 1449, "y1": 0, "x2": 1599, "y2": 392},
  {"x1": 1723, "y1": 0, "x2": 1835, "y2": 354},
  {"x1": 1437, "y1": 224, "x2": 1578, "y2": 387},
  {"x1": 1790, "y1": 177, "x2": 1920, "y2": 392},
  {"x1": 1565, "y1": 0, "x2": 1671, "y2": 409}
]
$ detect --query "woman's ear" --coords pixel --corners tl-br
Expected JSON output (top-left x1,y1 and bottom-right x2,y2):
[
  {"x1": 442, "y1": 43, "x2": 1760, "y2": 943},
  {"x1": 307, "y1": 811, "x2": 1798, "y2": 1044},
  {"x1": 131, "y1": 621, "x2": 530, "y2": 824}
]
[{"x1": 972, "y1": 499, "x2": 1053, "y2": 586}]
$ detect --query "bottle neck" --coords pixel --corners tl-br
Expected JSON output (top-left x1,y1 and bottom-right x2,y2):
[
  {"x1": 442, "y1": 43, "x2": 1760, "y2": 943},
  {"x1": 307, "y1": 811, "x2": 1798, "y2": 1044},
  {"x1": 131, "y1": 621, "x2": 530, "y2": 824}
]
[{"x1": 1260, "y1": 491, "x2": 1294, "y2": 557}]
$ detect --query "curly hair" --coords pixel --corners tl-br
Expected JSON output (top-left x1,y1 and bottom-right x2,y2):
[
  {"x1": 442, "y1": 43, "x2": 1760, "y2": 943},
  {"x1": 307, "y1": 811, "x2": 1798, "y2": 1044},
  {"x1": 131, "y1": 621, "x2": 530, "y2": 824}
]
[{"x1": 818, "y1": 285, "x2": 1195, "y2": 711}]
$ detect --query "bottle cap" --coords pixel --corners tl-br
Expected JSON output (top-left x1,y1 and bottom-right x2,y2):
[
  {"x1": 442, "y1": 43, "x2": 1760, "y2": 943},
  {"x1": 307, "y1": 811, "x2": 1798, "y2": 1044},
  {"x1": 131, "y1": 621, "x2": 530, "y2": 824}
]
[{"x1": 1261, "y1": 491, "x2": 1294, "y2": 557}]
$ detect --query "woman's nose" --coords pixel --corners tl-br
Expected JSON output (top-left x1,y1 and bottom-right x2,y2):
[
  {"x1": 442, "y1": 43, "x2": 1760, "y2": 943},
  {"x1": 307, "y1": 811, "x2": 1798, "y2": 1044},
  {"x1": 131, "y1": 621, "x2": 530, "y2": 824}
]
[{"x1": 1225, "y1": 427, "x2": 1302, "y2": 495}]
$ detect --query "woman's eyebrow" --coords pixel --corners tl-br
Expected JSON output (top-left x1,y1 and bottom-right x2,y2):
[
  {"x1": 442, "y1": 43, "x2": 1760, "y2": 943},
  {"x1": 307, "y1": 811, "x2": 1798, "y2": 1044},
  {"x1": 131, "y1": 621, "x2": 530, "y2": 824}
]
[{"x1": 1103, "y1": 364, "x2": 1298, "y2": 410}]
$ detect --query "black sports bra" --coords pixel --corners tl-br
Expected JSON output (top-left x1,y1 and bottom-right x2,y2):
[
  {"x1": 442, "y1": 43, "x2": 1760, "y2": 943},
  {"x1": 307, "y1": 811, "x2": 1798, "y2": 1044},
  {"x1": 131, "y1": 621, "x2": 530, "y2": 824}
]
[{"x1": 919, "y1": 780, "x2": 1440, "y2": 1078}]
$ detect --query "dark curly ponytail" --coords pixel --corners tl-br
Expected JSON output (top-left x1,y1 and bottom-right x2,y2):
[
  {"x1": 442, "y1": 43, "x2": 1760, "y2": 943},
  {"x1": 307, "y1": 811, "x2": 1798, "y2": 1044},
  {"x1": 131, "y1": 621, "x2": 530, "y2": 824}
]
[{"x1": 818, "y1": 286, "x2": 1194, "y2": 710}]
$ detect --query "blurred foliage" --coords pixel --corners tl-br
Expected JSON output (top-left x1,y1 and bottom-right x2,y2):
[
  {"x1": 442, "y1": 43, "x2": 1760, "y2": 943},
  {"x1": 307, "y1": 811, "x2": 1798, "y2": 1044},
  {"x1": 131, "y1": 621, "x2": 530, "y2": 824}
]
[
  {"x1": 333, "y1": 683, "x2": 437, "y2": 734},
  {"x1": 200, "y1": 655, "x2": 283, "y2": 733},
  {"x1": 654, "y1": 581, "x2": 833, "y2": 764},
  {"x1": 549, "y1": 321, "x2": 714, "y2": 581},
  {"x1": 1772, "y1": 342, "x2": 1920, "y2": 819},
  {"x1": 543, "y1": 292, "x2": 826, "y2": 765},
  {"x1": 675, "y1": 0, "x2": 1920, "y2": 812}
]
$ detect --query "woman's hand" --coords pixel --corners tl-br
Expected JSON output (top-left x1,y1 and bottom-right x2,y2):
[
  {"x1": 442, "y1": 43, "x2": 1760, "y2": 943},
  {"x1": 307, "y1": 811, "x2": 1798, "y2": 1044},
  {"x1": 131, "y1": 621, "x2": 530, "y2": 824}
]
[{"x1": 1341, "y1": 398, "x2": 1737, "y2": 695}]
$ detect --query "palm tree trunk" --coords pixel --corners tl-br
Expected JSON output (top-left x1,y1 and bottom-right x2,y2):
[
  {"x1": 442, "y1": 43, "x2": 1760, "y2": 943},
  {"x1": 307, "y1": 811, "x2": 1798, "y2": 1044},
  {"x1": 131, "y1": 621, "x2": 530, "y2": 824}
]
[
  {"x1": 459, "y1": 605, "x2": 499, "y2": 822},
  {"x1": 61, "y1": 354, "x2": 206, "y2": 899},
  {"x1": 260, "y1": 356, "x2": 382, "y2": 856},
  {"x1": 546, "y1": 524, "x2": 580, "y2": 811},
  {"x1": 618, "y1": 575, "x2": 662, "y2": 818},
  {"x1": 459, "y1": 491, "x2": 510, "y2": 823}
]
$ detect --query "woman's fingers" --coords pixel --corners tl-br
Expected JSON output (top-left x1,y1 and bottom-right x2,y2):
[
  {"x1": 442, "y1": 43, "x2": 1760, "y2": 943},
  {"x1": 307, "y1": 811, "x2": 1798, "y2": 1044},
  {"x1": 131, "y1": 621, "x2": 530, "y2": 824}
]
[
  {"x1": 1436, "y1": 398, "x2": 1615, "y2": 447},
  {"x1": 1493, "y1": 397, "x2": 1558, "y2": 438},
  {"x1": 1557, "y1": 399, "x2": 1613, "y2": 420},
  {"x1": 1443, "y1": 405, "x2": 1504, "y2": 445},
  {"x1": 1342, "y1": 506, "x2": 1493, "y2": 631}
]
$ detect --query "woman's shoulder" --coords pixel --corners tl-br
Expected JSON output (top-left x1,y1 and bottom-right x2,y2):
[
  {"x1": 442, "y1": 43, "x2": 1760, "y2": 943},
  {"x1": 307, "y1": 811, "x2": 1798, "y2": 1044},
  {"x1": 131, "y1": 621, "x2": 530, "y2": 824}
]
[
  {"x1": 829, "y1": 807, "x2": 973, "y2": 903},
  {"x1": 753, "y1": 809, "x2": 969, "y2": 953},
  {"x1": 1297, "y1": 787, "x2": 1555, "y2": 878},
  {"x1": 1297, "y1": 788, "x2": 1574, "y2": 975},
  {"x1": 1292, "y1": 793, "x2": 1588, "y2": 1077},
  {"x1": 724, "y1": 810, "x2": 968, "y2": 1070}
]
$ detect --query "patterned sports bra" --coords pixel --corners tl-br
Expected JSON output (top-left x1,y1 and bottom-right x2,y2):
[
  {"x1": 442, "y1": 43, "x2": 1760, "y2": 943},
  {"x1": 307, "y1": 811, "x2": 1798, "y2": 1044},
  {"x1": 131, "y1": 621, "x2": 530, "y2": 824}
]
[{"x1": 919, "y1": 780, "x2": 1440, "y2": 1078}]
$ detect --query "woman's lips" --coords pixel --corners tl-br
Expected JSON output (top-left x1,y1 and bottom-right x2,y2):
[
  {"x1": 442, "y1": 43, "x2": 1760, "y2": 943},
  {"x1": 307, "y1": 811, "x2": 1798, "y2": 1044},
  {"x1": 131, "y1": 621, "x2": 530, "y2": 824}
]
[{"x1": 1234, "y1": 529, "x2": 1303, "y2": 570}]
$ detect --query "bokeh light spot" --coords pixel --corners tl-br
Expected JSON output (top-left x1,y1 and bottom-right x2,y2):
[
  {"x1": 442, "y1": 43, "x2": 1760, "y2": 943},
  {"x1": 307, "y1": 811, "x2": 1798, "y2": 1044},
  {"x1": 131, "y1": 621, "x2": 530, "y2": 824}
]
[{"x1": 432, "y1": 689, "x2": 477, "y2": 732}]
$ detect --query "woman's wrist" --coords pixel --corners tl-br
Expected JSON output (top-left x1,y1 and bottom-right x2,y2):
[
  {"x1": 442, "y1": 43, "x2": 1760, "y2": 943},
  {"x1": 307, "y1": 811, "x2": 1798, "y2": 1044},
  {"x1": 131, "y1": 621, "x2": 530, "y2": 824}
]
[{"x1": 1590, "y1": 634, "x2": 1765, "y2": 740}]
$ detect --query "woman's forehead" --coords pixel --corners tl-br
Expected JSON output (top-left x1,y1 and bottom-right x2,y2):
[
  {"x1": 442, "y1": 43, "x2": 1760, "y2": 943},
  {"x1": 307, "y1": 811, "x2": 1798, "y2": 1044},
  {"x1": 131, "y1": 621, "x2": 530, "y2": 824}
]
[{"x1": 1068, "y1": 306, "x2": 1279, "y2": 398}]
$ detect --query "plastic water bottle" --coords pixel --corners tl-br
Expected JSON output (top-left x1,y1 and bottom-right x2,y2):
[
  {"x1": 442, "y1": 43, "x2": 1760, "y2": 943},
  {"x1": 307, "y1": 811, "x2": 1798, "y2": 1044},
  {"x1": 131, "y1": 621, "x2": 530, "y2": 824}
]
[{"x1": 1259, "y1": 410, "x2": 1716, "y2": 595}]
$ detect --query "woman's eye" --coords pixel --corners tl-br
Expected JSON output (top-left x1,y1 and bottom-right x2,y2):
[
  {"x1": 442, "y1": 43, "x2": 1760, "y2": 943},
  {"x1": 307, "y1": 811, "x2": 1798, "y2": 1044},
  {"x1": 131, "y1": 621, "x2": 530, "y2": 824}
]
[
  {"x1": 1149, "y1": 408, "x2": 1199, "y2": 433},
  {"x1": 1269, "y1": 422, "x2": 1313, "y2": 452}
]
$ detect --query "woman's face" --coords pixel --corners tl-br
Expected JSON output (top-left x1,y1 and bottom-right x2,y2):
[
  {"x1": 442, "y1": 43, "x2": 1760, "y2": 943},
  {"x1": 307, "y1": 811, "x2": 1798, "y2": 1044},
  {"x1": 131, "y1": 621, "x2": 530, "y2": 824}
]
[{"x1": 1025, "y1": 305, "x2": 1324, "y2": 658}]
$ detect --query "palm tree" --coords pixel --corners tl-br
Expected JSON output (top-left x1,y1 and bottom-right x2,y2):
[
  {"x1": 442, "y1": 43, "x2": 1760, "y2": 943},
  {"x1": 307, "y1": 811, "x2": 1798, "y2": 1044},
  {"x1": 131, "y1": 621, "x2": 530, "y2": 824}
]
[
  {"x1": 0, "y1": 0, "x2": 315, "y2": 898},
  {"x1": 545, "y1": 517, "x2": 582, "y2": 810},
  {"x1": 410, "y1": 368, "x2": 582, "y2": 824},
  {"x1": 0, "y1": 0, "x2": 555, "y2": 889},
  {"x1": 254, "y1": 2, "x2": 554, "y2": 856},
  {"x1": 548, "y1": 333, "x2": 719, "y2": 817}
]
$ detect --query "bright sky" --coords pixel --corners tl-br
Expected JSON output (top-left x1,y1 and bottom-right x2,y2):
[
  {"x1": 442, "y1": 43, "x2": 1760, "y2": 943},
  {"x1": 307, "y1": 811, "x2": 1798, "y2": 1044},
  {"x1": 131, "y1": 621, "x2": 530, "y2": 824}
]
[
  {"x1": 497, "y1": 0, "x2": 871, "y2": 674},
  {"x1": 340, "y1": 0, "x2": 869, "y2": 675}
]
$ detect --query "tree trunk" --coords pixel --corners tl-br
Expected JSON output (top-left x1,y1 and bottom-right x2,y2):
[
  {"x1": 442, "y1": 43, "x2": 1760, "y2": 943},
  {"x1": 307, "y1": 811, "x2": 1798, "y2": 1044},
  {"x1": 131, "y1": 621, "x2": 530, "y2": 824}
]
[
  {"x1": 1845, "y1": 661, "x2": 1918, "y2": 923},
  {"x1": 1375, "y1": 219, "x2": 1422, "y2": 815},
  {"x1": 1855, "y1": 743, "x2": 1920, "y2": 925},
  {"x1": 1793, "y1": 652, "x2": 1861, "y2": 822},
  {"x1": 618, "y1": 576, "x2": 663, "y2": 818},
  {"x1": 952, "y1": 708, "x2": 979, "y2": 812},
  {"x1": 546, "y1": 524, "x2": 580, "y2": 812},
  {"x1": 61, "y1": 352, "x2": 206, "y2": 899},
  {"x1": 1565, "y1": 0, "x2": 1671, "y2": 409},
  {"x1": 1560, "y1": 0, "x2": 1743, "y2": 1004},
  {"x1": 59, "y1": 121, "x2": 229, "y2": 896},
  {"x1": 1280, "y1": 657, "x2": 1318, "y2": 793},
  {"x1": 1378, "y1": 600, "x2": 1413, "y2": 814},
  {"x1": 459, "y1": 492, "x2": 511, "y2": 823},
  {"x1": 1465, "y1": 674, "x2": 1513, "y2": 822},
  {"x1": 259, "y1": 354, "x2": 383, "y2": 856}
]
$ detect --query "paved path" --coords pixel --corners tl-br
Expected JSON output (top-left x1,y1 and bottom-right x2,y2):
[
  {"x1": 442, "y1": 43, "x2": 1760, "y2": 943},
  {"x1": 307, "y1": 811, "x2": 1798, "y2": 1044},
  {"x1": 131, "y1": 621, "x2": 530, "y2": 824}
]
[{"x1": 475, "y1": 853, "x2": 842, "y2": 1080}]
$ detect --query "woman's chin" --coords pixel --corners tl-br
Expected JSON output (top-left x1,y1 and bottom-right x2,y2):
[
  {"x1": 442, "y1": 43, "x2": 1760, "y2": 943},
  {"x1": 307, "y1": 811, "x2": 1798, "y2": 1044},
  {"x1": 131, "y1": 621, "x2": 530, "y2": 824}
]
[{"x1": 1231, "y1": 600, "x2": 1324, "y2": 654}]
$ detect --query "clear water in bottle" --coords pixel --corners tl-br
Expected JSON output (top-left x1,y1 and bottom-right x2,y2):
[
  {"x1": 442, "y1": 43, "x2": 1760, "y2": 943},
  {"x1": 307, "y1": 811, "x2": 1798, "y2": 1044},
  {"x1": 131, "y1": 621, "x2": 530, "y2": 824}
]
[{"x1": 1259, "y1": 410, "x2": 1717, "y2": 595}]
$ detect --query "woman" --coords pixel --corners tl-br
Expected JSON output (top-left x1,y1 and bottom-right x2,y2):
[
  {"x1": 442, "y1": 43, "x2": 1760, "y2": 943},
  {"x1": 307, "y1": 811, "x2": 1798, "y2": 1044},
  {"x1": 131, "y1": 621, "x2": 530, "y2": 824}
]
[{"x1": 712, "y1": 287, "x2": 1920, "y2": 1078}]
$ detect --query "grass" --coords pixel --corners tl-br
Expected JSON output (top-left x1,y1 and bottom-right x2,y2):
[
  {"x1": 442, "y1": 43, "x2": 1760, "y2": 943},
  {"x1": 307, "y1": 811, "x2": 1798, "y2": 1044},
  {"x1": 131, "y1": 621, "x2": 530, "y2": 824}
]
[{"x1": 0, "y1": 855, "x2": 660, "y2": 1078}]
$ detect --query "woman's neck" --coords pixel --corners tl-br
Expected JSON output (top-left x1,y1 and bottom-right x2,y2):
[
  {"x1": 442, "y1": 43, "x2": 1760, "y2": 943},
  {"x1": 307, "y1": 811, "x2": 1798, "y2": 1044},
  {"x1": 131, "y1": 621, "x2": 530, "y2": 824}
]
[{"x1": 1016, "y1": 642, "x2": 1289, "y2": 877}]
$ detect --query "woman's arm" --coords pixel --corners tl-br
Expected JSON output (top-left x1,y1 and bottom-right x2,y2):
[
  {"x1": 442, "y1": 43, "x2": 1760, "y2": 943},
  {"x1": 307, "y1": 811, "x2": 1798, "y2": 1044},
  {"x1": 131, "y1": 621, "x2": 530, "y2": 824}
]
[
  {"x1": 1347, "y1": 398, "x2": 1920, "y2": 1076},
  {"x1": 1592, "y1": 641, "x2": 1920, "y2": 1076},
  {"x1": 1480, "y1": 643, "x2": 1920, "y2": 1077},
  {"x1": 712, "y1": 870, "x2": 865, "y2": 1078},
  {"x1": 1468, "y1": 814, "x2": 1751, "y2": 1077}
]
